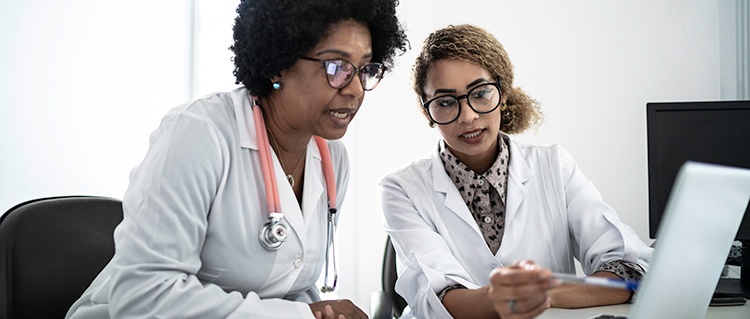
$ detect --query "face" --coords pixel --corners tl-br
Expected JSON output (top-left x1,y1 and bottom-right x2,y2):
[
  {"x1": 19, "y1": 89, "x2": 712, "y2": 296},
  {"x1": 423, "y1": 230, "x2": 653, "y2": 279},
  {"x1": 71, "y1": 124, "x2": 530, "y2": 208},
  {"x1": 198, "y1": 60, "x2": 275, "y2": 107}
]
[
  {"x1": 423, "y1": 59, "x2": 506, "y2": 168},
  {"x1": 268, "y1": 19, "x2": 372, "y2": 140}
]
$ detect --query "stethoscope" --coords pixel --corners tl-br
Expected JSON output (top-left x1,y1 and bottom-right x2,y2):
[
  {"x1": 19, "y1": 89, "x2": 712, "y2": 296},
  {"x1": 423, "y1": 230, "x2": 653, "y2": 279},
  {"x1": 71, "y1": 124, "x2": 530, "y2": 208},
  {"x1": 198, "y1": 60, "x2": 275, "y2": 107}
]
[{"x1": 250, "y1": 95, "x2": 338, "y2": 293}]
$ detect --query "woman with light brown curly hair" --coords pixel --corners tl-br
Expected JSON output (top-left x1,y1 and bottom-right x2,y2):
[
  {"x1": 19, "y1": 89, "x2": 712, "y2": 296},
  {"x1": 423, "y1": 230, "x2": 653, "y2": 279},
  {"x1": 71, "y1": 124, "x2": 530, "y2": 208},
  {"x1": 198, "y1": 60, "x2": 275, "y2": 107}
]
[{"x1": 379, "y1": 24, "x2": 652, "y2": 319}]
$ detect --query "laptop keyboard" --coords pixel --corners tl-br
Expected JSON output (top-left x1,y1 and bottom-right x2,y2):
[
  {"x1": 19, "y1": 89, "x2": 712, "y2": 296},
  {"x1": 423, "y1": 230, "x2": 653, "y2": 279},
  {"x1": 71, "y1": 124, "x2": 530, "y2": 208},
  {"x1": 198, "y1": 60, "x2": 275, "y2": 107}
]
[{"x1": 590, "y1": 315, "x2": 628, "y2": 319}]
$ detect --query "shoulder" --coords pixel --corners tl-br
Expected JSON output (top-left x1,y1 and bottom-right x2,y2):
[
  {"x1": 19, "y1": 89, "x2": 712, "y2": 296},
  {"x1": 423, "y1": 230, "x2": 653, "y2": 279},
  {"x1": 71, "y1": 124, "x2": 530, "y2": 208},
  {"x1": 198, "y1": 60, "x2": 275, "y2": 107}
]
[
  {"x1": 325, "y1": 139, "x2": 348, "y2": 160},
  {"x1": 321, "y1": 139, "x2": 350, "y2": 185},
  {"x1": 379, "y1": 151, "x2": 434, "y2": 187},
  {"x1": 169, "y1": 91, "x2": 236, "y2": 125},
  {"x1": 322, "y1": 139, "x2": 349, "y2": 168},
  {"x1": 157, "y1": 91, "x2": 238, "y2": 141},
  {"x1": 508, "y1": 137, "x2": 574, "y2": 166}
]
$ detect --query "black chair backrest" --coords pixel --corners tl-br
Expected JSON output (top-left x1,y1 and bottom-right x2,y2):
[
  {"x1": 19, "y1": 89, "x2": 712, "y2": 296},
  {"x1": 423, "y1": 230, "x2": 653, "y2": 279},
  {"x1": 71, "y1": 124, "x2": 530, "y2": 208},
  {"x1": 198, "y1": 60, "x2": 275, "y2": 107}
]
[
  {"x1": 382, "y1": 236, "x2": 408, "y2": 318},
  {"x1": 0, "y1": 196, "x2": 123, "y2": 319}
]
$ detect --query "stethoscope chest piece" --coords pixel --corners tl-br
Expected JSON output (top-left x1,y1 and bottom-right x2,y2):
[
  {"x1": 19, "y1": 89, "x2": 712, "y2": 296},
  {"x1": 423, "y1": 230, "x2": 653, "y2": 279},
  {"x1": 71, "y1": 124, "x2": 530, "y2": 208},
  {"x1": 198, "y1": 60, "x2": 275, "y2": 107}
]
[{"x1": 259, "y1": 221, "x2": 289, "y2": 250}]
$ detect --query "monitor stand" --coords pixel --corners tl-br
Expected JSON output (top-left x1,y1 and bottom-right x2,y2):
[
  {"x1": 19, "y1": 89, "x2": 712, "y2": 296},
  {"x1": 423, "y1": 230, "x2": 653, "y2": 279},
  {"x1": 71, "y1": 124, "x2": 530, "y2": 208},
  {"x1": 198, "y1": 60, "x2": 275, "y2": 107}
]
[{"x1": 715, "y1": 241, "x2": 750, "y2": 298}]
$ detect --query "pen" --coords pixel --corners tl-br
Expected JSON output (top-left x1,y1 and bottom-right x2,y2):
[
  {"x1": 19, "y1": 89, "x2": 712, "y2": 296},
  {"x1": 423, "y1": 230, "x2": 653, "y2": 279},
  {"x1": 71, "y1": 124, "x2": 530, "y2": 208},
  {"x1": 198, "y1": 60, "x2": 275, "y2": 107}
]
[{"x1": 551, "y1": 272, "x2": 639, "y2": 291}]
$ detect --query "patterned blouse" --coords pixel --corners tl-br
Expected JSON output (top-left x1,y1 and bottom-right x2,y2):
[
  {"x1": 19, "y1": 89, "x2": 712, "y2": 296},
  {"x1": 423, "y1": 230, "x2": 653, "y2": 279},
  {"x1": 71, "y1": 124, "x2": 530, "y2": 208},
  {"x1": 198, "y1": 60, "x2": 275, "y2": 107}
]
[{"x1": 438, "y1": 135, "x2": 644, "y2": 299}]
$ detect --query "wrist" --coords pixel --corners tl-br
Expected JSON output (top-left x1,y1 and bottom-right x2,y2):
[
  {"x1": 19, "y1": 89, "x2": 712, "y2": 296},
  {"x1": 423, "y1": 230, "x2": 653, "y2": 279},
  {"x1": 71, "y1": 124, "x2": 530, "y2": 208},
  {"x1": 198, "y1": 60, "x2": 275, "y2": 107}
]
[{"x1": 443, "y1": 286, "x2": 499, "y2": 319}]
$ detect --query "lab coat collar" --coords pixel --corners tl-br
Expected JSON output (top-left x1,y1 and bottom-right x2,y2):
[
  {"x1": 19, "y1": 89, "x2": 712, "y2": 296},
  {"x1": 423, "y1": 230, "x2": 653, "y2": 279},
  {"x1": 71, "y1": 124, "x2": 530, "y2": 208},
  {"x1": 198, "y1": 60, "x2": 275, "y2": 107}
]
[{"x1": 231, "y1": 87, "x2": 259, "y2": 150}]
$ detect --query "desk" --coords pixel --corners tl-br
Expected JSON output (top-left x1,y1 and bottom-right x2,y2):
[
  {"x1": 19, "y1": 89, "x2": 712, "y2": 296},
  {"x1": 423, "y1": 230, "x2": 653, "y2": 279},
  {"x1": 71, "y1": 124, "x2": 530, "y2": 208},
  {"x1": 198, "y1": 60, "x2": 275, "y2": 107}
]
[{"x1": 537, "y1": 302, "x2": 750, "y2": 319}]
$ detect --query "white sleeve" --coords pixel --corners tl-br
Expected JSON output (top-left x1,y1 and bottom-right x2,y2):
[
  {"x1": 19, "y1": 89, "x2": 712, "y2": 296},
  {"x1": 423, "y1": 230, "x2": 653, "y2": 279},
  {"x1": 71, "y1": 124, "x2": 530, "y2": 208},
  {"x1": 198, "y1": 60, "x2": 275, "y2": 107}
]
[
  {"x1": 108, "y1": 109, "x2": 316, "y2": 319},
  {"x1": 557, "y1": 146, "x2": 653, "y2": 274}
]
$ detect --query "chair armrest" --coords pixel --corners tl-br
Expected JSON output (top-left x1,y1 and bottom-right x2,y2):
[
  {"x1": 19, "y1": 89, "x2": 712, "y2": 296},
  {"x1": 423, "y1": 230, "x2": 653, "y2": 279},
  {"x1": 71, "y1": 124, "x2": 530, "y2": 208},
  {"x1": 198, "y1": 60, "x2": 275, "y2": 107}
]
[{"x1": 370, "y1": 291, "x2": 394, "y2": 319}]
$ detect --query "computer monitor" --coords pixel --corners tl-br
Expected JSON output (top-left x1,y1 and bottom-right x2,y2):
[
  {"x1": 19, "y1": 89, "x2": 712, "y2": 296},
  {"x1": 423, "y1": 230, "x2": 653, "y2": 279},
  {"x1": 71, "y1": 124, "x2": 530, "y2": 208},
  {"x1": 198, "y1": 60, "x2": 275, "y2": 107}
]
[{"x1": 646, "y1": 100, "x2": 750, "y2": 297}]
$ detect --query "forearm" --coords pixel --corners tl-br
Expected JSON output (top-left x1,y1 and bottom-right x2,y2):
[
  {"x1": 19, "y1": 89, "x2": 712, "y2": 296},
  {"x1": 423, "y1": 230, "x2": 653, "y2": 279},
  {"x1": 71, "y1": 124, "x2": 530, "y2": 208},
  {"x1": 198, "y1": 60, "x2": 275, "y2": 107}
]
[
  {"x1": 548, "y1": 272, "x2": 631, "y2": 309},
  {"x1": 442, "y1": 286, "x2": 500, "y2": 319}
]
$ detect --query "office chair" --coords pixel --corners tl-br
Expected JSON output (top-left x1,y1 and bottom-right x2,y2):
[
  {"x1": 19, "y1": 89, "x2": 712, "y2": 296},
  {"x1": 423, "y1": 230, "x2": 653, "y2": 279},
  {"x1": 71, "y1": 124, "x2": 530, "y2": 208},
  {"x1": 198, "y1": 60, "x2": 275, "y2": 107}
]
[
  {"x1": 370, "y1": 236, "x2": 408, "y2": 319},
  {"x1": 0, "y1": 196, "x2": 123, "y2": 319}
]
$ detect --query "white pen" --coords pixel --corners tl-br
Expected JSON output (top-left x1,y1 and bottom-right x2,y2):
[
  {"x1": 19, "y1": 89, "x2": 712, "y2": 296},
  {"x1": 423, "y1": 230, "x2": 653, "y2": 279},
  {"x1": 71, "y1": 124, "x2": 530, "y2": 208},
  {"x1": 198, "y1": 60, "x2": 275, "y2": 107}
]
[{"x1": 551, "y1": 272, "x2": 639, "y2": 291}]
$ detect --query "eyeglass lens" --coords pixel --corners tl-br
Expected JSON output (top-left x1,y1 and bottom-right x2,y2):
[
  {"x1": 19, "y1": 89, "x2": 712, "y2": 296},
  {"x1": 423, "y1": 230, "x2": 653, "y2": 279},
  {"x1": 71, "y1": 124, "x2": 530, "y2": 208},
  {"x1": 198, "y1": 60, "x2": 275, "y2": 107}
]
[
  {"x1": 323, "y1": 60, "x2": 384, "y2": 91},
  {"x1": 426, "y1": 83, "x2": 501, "y2": 124}
]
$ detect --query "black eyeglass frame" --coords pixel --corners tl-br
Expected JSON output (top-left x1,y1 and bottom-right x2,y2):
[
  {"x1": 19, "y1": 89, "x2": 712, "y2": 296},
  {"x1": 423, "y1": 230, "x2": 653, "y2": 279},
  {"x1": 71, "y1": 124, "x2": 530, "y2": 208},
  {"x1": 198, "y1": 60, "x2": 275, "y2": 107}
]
[
  {"x1": 421, "y1": 82, "x2": 503, "y2": 125},
  {"x1": 300, "y1": 57, "x2": 386, "y2": 91}
]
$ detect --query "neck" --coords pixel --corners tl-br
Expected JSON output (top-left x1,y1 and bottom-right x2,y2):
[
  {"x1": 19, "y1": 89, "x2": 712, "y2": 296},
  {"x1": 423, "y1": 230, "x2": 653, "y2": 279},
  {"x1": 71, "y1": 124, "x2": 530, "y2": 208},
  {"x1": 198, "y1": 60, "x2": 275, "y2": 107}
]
[
  {"x1": 450, "y1": 142, "x2": 498, "y2": 175},
  {"x1": 261, "y1": 95, "x2": 312, "y2": 157}
]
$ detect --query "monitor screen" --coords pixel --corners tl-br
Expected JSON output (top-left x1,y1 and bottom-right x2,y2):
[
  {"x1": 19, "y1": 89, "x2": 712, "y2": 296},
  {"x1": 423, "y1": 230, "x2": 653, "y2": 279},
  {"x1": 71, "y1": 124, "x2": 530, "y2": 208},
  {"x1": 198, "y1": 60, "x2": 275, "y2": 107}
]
[{"x1": 647, "y1": 101, "x2": 750, "y2": 240}]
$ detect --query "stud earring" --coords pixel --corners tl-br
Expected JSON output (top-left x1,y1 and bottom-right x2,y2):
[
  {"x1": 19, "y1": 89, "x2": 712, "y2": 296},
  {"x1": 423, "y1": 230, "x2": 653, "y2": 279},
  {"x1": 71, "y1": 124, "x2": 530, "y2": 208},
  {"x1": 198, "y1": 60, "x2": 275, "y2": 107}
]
[
  {"x1": 429, "y1": 121, "x2": 436, "y2": 128},
  {"x1": 501, "y1": 102, "x2": 507, "y2": 111},
  {"x1": 272, "y1": 82, "x2": 282, "y2": 90}
]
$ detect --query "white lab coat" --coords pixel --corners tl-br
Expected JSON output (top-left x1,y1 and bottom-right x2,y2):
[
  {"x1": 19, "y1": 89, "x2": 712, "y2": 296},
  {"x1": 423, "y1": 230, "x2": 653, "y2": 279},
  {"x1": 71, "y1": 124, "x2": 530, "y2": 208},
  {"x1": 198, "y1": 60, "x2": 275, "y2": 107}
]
[
  {"x1": 66, "y1": 87, "x2": 349, "y2": 319},
  {"x1": 379, "y1": 137, "x2": 653, "y2": 319}
]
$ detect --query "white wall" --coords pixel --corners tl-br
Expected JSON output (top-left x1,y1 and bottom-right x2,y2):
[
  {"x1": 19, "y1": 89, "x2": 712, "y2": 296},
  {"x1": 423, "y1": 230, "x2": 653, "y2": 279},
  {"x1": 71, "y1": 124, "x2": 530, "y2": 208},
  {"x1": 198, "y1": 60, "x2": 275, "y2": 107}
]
[
  {"x1": 0, "y1": 0, "x2": 194, "y2": 209},
  {"x1": 0, "y1": 0, "x2": 732, "y2": 315}
]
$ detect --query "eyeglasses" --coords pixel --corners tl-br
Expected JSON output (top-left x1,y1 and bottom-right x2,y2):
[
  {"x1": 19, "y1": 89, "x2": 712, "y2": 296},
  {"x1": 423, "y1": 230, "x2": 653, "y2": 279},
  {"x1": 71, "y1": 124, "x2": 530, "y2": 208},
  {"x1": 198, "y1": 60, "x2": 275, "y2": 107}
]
[
  {"x1": 300, "y1": 57, "x2": 385, "y2": 91},
  {"x1": 421, "y1": 82, "x2": 502, "y2": 125}
]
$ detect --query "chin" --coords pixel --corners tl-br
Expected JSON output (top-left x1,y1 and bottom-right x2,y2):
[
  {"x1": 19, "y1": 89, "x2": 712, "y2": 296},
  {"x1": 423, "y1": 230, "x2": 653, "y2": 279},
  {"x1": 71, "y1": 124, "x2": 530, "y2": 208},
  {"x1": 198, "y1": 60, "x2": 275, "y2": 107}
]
[{"x1": 318, "y1": 129, "x2": 347, "y2": 140}]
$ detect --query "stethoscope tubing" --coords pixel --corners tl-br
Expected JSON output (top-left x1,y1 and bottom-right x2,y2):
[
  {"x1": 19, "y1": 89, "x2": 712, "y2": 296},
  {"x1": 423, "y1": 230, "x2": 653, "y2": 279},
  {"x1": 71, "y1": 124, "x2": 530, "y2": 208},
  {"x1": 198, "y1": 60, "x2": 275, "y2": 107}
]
[
  {"x1": 252, "y1": 97, "x2": 281, "y2": 220},
  {"x1": 250, "y1": 94, "x2": 338, "y2": 292}
]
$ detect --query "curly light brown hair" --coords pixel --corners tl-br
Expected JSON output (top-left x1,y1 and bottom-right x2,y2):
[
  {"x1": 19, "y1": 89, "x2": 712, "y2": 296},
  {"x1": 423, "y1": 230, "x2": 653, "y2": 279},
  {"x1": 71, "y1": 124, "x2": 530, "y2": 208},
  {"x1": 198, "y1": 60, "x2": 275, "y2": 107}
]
[{"x1": 412, "y1": 24, "x2": 543, "y2": 134}]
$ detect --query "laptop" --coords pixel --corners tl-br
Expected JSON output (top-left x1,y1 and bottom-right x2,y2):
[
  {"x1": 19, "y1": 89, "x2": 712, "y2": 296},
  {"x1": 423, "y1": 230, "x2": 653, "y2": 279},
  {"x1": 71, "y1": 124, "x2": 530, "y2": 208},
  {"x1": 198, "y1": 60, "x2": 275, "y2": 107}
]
[{"x1": 588, "y1": 161, "x2": 750, "y2": 319}]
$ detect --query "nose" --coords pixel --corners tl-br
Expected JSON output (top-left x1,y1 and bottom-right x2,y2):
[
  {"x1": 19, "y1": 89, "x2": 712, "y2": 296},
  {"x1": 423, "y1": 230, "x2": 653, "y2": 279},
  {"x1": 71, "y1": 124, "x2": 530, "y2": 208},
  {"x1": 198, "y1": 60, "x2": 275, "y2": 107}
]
[
  {"x1": 456, "y1": 98, "x2": 479, "y2": 124},
  {"x1": 339, "y1": 72, "x2": 365, "y2": 98}
]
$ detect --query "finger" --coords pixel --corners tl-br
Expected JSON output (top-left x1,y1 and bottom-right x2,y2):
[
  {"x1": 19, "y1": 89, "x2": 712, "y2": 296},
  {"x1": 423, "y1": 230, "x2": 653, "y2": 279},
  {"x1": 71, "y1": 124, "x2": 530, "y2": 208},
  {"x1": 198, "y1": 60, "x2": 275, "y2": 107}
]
[
  {"x1": 513, "y1": 293, "x2": 550, "y2": 313},
  {"x1": 315, "y1": 311, "x2": 322, "y2": 319},
  {"x1": 515, "y1": 259, "x2": 538, "y2": 270},
  {"x1": 521, "y1": 295, "x2": 550, "y2": 318},
  {"x1": 489, "y1": 267, "x2": 551, "y2": 286},
  {"x1": 325, "y1": 305, "x2": 335, "y2": 318},
  {"x1": 338, "y1": 315, "x2": 346, "y2": 319},
  {"x1": 494, "y1": 297, "x2": 548, "y2": 319}
]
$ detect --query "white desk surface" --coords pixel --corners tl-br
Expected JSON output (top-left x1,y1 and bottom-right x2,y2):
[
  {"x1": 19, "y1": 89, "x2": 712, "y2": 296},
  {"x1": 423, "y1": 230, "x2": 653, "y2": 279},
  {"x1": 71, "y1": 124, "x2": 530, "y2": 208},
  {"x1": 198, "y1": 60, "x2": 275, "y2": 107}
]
[{"x1": 537, "y1": 302, "x2": 750, "y2": 319}]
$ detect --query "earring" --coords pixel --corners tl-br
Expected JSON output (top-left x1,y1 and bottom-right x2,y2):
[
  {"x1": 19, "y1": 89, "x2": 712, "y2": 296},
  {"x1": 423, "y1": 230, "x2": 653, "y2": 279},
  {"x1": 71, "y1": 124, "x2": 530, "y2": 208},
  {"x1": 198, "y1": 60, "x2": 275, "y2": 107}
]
[
  {"x1": 429, "y1": 121, "x2": 436, "y2": 128},
  {"x1": 501, "y1": 102, "x2": 507, "y2": 111},
  {"x1": 272, "y1": 82, "x2": 282, "y2": 90}
]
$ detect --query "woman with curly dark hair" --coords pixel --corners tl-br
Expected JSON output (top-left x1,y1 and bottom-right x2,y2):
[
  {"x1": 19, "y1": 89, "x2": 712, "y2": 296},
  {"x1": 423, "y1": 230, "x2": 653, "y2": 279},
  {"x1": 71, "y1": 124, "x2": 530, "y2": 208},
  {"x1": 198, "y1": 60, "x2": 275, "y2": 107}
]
[
  {"x1": 379, "y1": 24, "x2": 652, "y2": 319},
  {"x1": 66, "y1": 1, "x2": 406, "y2": 318}
]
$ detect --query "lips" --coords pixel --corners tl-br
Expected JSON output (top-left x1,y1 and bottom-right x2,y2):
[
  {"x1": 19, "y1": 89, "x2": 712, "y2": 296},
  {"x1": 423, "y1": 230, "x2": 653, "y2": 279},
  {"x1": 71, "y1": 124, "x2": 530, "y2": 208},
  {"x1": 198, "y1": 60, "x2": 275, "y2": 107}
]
[
  {"x1": 459, "y1": 128, "x2": 485, "y2": 144},
  {"x1": 327, "y1": 108, "x2": 357, "y2": 126},
  {"x1": 329, "y1": 110, "x2": 350, "y2": 119},
  {"x1": 461, "y1": 129, "x2": 483, "y2": 139}
]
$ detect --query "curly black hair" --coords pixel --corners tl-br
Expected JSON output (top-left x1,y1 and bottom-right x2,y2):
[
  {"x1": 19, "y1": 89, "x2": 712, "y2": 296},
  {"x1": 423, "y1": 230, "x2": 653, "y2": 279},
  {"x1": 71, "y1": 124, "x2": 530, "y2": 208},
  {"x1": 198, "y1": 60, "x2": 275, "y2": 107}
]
[{"x1": 231, "y1": 0, "x2": 408, "y2": 96}]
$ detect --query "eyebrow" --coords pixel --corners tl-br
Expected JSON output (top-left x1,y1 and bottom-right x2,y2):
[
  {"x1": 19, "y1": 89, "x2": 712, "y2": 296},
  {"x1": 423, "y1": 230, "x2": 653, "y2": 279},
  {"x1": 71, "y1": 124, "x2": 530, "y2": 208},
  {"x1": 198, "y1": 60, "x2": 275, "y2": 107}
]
[
  {"x1": 466, "y1": 78, "x2": 489, "y2": 89},
  {"x1": 431, "y1": 78, "x2": 490, "y2": 96},
  {"x1": 313, "y1": 49, "x2": 373, "y2": 60}
]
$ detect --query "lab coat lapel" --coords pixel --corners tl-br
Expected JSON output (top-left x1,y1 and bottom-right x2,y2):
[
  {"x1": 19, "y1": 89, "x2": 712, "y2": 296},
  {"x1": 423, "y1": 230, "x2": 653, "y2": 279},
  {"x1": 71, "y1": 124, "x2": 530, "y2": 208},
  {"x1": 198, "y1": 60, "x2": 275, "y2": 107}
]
[
  {"x1": 301, "y1": 141, "x2": 325, "y2": 227},
  {"x1": 505, "y1": 138, "x2": 532, "y2": 223},
  {"x1": 430, "y1": 151, "x2": 484, "y2": 236}
]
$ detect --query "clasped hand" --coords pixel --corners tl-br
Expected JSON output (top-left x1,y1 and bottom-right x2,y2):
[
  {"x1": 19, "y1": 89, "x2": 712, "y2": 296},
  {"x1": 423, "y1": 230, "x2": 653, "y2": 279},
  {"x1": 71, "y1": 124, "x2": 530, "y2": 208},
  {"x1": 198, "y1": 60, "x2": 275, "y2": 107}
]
[{"x1": 487, "y1": 260, "x2": 560, "y2": 319}]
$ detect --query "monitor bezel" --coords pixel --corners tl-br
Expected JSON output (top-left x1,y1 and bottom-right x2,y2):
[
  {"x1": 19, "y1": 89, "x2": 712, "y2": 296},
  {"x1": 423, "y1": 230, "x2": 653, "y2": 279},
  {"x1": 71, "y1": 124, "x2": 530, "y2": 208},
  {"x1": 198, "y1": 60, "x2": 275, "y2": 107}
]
[{"x1": 646, "y1": 100, "x2": 750, "y2": 240}]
